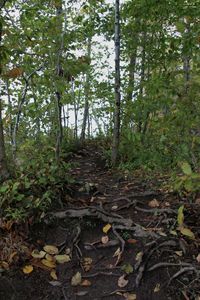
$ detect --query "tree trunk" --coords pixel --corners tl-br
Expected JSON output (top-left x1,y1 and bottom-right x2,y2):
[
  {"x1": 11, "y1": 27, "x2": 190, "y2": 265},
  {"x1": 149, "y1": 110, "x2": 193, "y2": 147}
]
[
  {"x1": 0, "y1": 100, "x2": 9, "y2": 182},
  {"x1": 111, "y1": 0, "x2": 121, "y2": 165},
  {"x1": 0, "y1": 11, "x2": 9, "y2": 181},
  {"x1": 81, "y1": 37, "x2": 92, "y2": 141},
  {"x1": 55, "y1": 1, "x2": 64, "y2": 162}
]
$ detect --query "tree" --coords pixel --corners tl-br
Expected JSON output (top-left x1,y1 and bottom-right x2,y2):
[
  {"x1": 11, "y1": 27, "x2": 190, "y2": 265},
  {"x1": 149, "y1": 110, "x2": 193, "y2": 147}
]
[
  {"x1": 112, "y1": 0, "x2": 121, "y2": 165},
  {"x1": 0, "y1": 2, "x2": 9, "y2": 181}
]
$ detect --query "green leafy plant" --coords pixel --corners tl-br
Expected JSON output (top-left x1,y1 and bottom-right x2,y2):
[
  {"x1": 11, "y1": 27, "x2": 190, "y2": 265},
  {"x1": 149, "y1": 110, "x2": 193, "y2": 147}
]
[{"x1": 173, "y1": 162, "x2": 200, "y2": 197}]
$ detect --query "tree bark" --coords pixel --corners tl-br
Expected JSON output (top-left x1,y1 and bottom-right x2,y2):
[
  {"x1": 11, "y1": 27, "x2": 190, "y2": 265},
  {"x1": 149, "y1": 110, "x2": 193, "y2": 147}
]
[
  {"x1": 55, "y1": 1, "x2": 64, "y2": 162},
  {"x1": 111, "y1": 0, "x2": 121, "y2": 165},
  {"x1": 81, "y1": 37, "x2": 92, "y2": 141},
  {"x1": 0, "y1": 10, "x2": 9, "y2": 181}
]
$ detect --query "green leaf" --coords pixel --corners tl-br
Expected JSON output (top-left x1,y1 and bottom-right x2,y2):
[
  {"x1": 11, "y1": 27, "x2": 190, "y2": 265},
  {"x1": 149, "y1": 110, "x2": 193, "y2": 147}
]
[
  {"x1": 180, "y1": 162, "x2": 192, "y2": 176},
  {"x1": 177, "y1": 205, "x2": 184, "y2": 226}
]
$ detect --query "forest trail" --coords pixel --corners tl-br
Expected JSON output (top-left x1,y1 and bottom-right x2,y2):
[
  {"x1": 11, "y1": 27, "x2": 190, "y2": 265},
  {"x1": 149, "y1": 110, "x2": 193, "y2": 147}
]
[{"x1": 0, "y1": 145, "x2": 199, "y2": 300}]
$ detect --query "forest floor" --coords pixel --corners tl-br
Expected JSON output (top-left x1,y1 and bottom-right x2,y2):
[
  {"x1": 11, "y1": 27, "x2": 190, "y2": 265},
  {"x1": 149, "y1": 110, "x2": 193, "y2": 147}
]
[{"x1": 0, "y1": 144, "x2": 200, "y2": 300}]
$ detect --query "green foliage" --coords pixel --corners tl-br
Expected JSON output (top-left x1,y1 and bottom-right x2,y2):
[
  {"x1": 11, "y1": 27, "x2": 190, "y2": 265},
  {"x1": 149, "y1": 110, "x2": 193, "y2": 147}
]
[
  {"x1": 172, "y1": 162, "x2": 200, "y2": 197},
  {"x1": 0, "y1": 146, "x2": 73, "y2": 220}
]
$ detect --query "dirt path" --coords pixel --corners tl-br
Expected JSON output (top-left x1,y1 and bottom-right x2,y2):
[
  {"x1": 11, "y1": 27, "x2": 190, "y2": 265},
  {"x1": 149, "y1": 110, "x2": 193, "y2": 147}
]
[{"x1": 0, "y1": 145, "x2": 199, "y2": 300}]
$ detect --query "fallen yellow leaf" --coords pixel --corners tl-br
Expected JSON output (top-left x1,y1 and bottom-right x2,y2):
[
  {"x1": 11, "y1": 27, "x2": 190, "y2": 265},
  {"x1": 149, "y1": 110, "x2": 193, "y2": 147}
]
[
  {"x1": 103, "y1": 223, "x2": 112, "y2": 234},
  {"x1": 180, "y1": 227, "x2": 195, "y2": 239},
  {"x1": 43, "y1": 245, "x2": 59, "y2": 255},
  {"x1": 41, "y1": 259, "x2": 56, "y2": 268},
  {"x1": 31, "y1": 250, "x2": 46, "y2": 259},
  {"x1": 23, "y1": 265, "x2": 33, "y2": 274},
  {"x1": 71, "y1": 272, "x2": 82, "y2": 286},
  {"x1": 55, "y1": 255, "x2": 71, "y2": 264},
  {"x1": 50, "y1": 270, "x2": 58, "y2": 280}
]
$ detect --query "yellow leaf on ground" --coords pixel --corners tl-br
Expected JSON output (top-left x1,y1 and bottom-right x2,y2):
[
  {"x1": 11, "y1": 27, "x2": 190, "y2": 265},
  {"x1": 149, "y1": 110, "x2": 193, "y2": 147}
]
[
  {"x1": 180, "y1": 227, "x2": 195, "y2": 239},
  {"x1": 103, "y1": 223, "x2": 112, "y2": 234},
  {"x1": 71, "y1": 272, "x2": 82, "y2": 286},
  {"x1": 124, "y1": 293, "x2": 137, "y2": 300},
  {"x1": 55, "y1": 255, "x2": 71, "y2": 264},
  {"x1": 31, "y1": 250, "x2": 46, "y2": 259},
  {"x1": 43, "y1": 245, "x2": 59, "y2": 255},
  {"x1": 23, "y1": 265, "x2": 33, "y2": 274},
  {"x1": 46, "y1": 254, "x2": 55, "y2": 262},
  {"x1": 154, "y1": 283, "x2": 160, "y2": 292},
  {"x1": 50, "y1": 270, "x2": 58, "y2": 280},
  {"x1": 41, "y1": 259, "x2": 56, "y2": 268}
]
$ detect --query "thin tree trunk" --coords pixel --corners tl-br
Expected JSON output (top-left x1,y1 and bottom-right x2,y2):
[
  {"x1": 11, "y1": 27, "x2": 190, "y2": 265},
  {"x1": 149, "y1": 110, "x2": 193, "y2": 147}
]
[
  {"x1": 81, "y1": 37, "x2": 92, "y2": 141},
  {"x1": 0, "y1": 99, "x2": 10, "y2": 182},
  {"x1": 55, "y1": 1, "x2": 64, "y2": 162},
  {"x1": 183, "y1": 20, "x2": 191, "y2": 94},
  {"x1": 111, "y1": 0, "x2": 121, "y2": 165},
  {"x1": 0, "y1": 10, "x2": 9, "y2": 181}
]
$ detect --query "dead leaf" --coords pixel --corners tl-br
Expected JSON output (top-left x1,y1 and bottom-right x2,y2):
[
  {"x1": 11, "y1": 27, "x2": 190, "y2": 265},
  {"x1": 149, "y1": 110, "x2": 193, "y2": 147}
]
[
  {"x1": 43, "y1": 245, "x2": 59, "y2": 255},
  {"x1": 81, "y1": 279, "x2": 92, "y2": 287},
  {"x1": 170, "y1": 230, "x2": 177, "y2": 236},
  {"x1": 196, "y1": 253, "x2": 200, "y2": 263},
  {"x1": 148, "y1": 199, "x2": 160, "y2": 208},
  {"x1": 118, "y1": 275, "x2": 128, "y2": 288},
  {"x1": 175, "y1": 251, "x2": 183, "y2": 257},
  {"x1": 101, "y1": 235, "x2": 109, "y2": 244},
  {"x1": 75, "y1": 291, "x2": 89, "y2": 296},
  {"x1": 124, "y1": 293, "x2": 137, "y2": 300},
  {"x1": 46, "y1": 254, "x2": 55, "y2": 262},
  {"x1": 49, "y1": 281, "x2": 62, "y2": 287},
  {"x1": 154, "y1": 283, "x2": 160, "y2": 292},
  {"x1": 82, "y1": 257, "x2": 93, "y2": 272},
  {"x1": 23, "y1": 265, "x2": 33, "y2": 274},
  {"x1": 135, "y1": 251, "x2": 143, "y2": 262},
  {"x1": 113, "y1": 247, "x2": 121, "y2": 258},
  {"x1": 71, "y1": 272, "x2": 82, "y2": 286},
  {"x1": 103, "y1": 223, "x2": 112, "y2": 234},
  {"x1": 41, "y1": 259, "x2": 56, "y2": 268},
  {"x1": 31, "y1": 250, "x2": 46, "y2": 259},
  {"x1": 50, "y1": 270, "x2": 58, "y2": 280},
  {"x1": 180, "y1": 227, "x2": 195, "y2": 239},
  {"x1": 127, "y1": 239, "x2": 137, "y2": 245},
  {"x1": 55, "y1": 255, "x2": 71, "y2": 264},
  {"x1": 121, "y1": 263, "x2": 133, "y2": 274},
  {"x1": 111, "y1": 205, "x2": 118, "y2": 211},
  {"x1": 8, "y1": 251, "x2": 17, "y2": 263},
  {"x1": 2, "y1": 261, "x2": 9, "y2": 270}
]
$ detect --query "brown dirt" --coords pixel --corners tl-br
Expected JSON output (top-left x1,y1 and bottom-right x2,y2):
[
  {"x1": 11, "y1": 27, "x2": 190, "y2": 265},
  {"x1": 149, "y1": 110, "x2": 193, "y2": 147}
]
[{"x1": 0, "y1": 145, "x2": 200, "y2": 300}]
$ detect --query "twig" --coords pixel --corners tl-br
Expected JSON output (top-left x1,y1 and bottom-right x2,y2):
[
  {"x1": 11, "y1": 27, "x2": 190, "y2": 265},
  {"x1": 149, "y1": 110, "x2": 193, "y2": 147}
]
[
  {"x1": 112, "y1": 225, "x2": 125, "y2": 254},
  {"x1": 82, "y1": 271, "x2": 120, "y2": 278},
  {"x1": 148, "y1": 262, "x2": 192, "y2": 272},
  {"x1": 168, "y1": 267, "x2": 197, "y2": 286}
]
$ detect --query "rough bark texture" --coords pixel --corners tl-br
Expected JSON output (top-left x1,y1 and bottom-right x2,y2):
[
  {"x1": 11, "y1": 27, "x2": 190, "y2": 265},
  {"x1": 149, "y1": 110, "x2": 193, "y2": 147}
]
[{"x1": 112, "y1": 0, "x2": 121, "y2": 165}]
